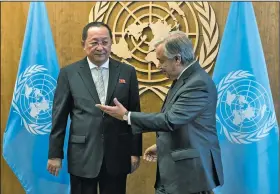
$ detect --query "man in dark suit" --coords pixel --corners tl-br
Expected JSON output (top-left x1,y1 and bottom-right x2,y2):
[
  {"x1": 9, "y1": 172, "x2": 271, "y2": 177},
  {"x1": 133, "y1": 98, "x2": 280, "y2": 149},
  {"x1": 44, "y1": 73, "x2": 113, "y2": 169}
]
[
  {"x1": 47, "y1": 22, "x2": 142, "y2": 194},
  {"x1": 96, "y1": 31, "x2": 224, "y2": 194}
]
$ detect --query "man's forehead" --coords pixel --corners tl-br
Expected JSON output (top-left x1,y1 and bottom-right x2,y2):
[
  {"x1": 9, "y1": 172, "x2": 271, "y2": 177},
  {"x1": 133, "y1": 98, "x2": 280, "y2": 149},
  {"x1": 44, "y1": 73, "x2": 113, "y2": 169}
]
[
  {"x1": 87, "y1": 27, "x2": 110, "y2": 35},
  {"x1": 86, "y1": 34, "x2": 111, "y2": 42},
  {"x1": 156, "y1": 44, "x2": 165, "y2": 57}
]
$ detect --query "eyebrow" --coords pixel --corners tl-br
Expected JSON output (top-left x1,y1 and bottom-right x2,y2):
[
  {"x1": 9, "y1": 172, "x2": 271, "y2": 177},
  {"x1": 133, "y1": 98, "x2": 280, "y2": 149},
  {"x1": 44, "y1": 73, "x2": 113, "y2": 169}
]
[{"x1": 92, "y1": 38, "x2": 110, "y2": 40}]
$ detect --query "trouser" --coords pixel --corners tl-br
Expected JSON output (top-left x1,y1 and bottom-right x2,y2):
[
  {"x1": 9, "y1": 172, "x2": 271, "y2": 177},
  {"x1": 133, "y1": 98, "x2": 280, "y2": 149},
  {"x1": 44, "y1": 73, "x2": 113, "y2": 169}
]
[{"x1": 70, "y1": 161, "x2": 127, "y2": 194}]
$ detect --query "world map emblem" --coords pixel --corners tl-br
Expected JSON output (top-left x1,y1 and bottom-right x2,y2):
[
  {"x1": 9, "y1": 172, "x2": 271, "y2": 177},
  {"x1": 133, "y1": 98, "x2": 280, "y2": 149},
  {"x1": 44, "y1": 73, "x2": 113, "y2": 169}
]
[
  {"x1": 89, "y1": 2, "x2": 219, "y2": 100},
  {"x1": 216, "y1": 70, "x2": 277, "y2": 144},
  {"x1": 12, "y1": 65, "x2": 57, "y2": 135}
]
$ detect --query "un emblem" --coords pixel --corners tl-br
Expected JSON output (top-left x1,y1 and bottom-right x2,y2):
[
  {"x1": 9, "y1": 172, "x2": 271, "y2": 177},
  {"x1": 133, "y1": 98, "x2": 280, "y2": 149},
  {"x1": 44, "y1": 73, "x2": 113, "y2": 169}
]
[
  {"x1": 12, "y1": 65, "x2": 57, "y2": 135},
  {"x1": 89, "y1": 2, "x2": 219, "y2": 100},
  {"x1": 216, "y1": 70, "x2": 277, "y2": 144}
]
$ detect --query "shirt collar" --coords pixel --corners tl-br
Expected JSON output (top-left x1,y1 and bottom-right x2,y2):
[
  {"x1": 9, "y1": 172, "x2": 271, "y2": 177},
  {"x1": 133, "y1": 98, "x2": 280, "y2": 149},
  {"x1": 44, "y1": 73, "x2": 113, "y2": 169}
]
[
  {"x1": 177, "y1": 60, "x2": 196, "y2": 80},
  {"x1": 87, "y1": 57, "x2": 109, "y2": 69}
]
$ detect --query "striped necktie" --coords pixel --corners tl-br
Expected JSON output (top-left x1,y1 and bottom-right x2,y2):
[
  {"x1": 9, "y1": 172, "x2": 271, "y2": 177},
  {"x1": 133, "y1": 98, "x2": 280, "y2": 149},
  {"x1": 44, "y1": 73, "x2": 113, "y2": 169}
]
[{"x1": 95, "y1": 67, "x2": 106, "y2": 104}]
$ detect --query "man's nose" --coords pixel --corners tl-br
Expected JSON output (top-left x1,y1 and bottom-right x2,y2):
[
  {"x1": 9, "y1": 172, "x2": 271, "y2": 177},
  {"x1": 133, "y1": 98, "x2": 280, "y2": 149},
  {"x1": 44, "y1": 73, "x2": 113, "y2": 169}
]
[{"x1": 95, "y1": 44, "x2": 104, "y2": 51}]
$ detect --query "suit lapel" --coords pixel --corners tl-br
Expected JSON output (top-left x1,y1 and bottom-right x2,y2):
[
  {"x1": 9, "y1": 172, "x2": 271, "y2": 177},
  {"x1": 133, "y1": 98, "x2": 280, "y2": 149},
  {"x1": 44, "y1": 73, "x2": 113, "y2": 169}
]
[
  {"x1": 78, "y1": 58, "x2": 101, "y2": 104},
  {"x1": 161, "y1": 80, "x2": 184, "y2": 112},
  {"x1": 161, "y1": 61, "x2": 200, "y2": 112},
  {"x1": 105, "y1": 59, "x2": 120, "y2": 105}
]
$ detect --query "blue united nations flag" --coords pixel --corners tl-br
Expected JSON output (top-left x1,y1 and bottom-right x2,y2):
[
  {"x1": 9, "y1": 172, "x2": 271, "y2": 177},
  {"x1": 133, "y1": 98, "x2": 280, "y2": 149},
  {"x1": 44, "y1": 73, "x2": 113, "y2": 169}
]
[
  {"x1": 212, "y1": 2, "x2": 279, "y2": 194},
  {"x1": 3, "y1": 2, "x2": 70, "y2": 194}
]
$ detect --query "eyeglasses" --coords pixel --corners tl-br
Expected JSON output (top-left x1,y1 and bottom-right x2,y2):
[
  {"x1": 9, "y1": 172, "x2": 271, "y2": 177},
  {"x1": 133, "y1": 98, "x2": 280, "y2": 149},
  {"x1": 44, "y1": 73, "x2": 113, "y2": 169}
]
[{"x1": 89, "y1": 40, "x2": 111, "y2": 48}]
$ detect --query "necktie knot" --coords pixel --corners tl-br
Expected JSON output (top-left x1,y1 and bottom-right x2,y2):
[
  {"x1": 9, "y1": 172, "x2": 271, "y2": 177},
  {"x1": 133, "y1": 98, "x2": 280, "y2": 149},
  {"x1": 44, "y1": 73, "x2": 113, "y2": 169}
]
[{"x1": 96, "y1": 66, "x2": 103, "y2": 71}]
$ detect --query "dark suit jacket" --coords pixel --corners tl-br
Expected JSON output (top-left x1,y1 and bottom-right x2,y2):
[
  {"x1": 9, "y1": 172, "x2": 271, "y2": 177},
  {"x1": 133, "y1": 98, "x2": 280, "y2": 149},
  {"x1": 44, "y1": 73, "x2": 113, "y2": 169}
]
[
  {"x1": 48, "y1": 57, "x2": 142, "y2": 178},
  {"x1": 130, "y1": 62, "x2": 224, "y2": 194}
]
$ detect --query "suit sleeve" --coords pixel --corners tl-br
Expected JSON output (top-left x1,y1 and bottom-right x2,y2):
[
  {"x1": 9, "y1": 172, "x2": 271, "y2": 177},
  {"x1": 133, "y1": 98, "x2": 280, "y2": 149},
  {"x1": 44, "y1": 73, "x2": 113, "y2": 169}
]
[
  {"x1": 48, "y1": 68, "x2": 72, "y2": 159},
  {"x1": 130, "y1": 80, "x2": 209, "y2": 134},
  {"x1": 128, "y1": 67, "x2": 142, "y2": 156}
]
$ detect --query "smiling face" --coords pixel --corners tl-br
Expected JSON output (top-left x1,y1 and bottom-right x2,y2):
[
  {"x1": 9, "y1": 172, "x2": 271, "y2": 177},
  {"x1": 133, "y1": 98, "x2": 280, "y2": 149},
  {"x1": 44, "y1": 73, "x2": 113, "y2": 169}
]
[{"x1": 82, "y1": 26, "x2": 112, "y2": 66}]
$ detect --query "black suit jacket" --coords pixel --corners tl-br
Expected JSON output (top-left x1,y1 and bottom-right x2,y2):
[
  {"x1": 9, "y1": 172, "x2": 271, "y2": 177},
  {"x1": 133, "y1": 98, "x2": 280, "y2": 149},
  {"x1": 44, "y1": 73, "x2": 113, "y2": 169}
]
[
  {"x1": 48, "y1": 57, "x2": 142, "y2": 178},
  {"x1": 130, "y1": 62, "x2": 224, "y2": 194}
]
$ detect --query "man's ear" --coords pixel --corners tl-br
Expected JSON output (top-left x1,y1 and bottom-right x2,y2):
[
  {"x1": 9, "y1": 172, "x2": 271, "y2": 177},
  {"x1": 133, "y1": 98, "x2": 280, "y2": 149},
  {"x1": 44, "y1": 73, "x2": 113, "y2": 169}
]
[
  {"x1": 175, "y1": 55, "x2": 181, "y2": 64},
  {"x1": 81, "y1": 40, "x2": 85, "y2": 48}
]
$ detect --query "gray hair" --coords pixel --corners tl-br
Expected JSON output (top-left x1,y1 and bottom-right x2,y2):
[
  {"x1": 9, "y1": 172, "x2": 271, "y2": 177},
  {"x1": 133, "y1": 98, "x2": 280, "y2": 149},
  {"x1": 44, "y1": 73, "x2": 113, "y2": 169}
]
[{"x1": 154, "y1": 31, "x2": 195, "y2": 66}]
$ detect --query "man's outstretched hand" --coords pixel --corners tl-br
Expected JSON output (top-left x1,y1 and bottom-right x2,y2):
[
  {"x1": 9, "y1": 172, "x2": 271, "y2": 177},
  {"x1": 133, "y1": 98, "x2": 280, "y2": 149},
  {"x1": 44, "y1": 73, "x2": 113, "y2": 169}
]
[{"x1": 96, "y1": 98, "x2": 127, "y2": 120}]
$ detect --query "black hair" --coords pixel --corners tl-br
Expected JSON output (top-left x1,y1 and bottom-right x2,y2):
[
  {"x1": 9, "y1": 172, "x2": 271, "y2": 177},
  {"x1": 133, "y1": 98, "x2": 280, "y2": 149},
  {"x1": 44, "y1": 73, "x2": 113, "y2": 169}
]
[{"x1": 82, "y1": 21, "x2": 113, "y2": 41}]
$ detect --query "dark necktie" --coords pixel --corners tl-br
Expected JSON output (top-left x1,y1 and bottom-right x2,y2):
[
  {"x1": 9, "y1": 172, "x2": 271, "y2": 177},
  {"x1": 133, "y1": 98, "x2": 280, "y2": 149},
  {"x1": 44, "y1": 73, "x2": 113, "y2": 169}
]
[
  {"x1": 161, "y1": 79, "x2": 177, "y2": 110},
  {"x1": 170, "y1": 79, "x2": 177, "y2": 89}
]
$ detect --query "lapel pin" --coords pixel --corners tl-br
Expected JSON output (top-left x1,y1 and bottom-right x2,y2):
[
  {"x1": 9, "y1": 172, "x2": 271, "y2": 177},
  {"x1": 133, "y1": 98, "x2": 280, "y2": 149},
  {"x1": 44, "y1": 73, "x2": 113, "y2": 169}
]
[{"x1": 119, "y1": 79, "x2": 126, "y2": 84}]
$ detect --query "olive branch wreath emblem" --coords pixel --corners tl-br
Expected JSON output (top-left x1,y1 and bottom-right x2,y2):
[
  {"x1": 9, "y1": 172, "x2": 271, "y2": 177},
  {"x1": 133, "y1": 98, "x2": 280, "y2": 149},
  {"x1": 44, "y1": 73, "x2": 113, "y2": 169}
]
[
  {"x1": 216, "y1": 70, "x2": 276, "y2": 144},
  {"x1": 90, "y1": 2, "x2": 219, "y2": 101},
  {"x1": 12, "y1": 65, "x2": 52, "y2": 135}
]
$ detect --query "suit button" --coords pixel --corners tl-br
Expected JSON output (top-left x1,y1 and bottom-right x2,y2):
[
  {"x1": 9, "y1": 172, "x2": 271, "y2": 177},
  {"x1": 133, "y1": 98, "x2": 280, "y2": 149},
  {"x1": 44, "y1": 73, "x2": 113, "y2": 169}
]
[{"x1": 101, "y1": 134, "x2": 104, "y2": 139}]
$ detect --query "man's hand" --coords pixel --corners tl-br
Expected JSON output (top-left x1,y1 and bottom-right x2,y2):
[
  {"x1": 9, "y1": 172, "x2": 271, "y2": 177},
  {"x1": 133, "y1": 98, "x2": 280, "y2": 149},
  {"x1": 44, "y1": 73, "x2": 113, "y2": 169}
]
[
  {"x1": 47, "y1": 158, "x2": 62, "y2": 176},
  {"x1": 96, "y1": 98, "x2": 127, "y2": 120},
  {"x1": 143, "y1": 144, "x2": 157, "y2": 162},
  {"x1": 131, "y1": 156, "x2": 140, "y2": 173}
]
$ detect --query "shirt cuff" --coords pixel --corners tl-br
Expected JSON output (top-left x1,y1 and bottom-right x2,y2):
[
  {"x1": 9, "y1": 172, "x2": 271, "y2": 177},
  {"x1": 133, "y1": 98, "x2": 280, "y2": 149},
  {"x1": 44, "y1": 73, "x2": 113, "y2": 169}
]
[{"x1": 128, "y1": 112, "x2": 131, "y2": 125}]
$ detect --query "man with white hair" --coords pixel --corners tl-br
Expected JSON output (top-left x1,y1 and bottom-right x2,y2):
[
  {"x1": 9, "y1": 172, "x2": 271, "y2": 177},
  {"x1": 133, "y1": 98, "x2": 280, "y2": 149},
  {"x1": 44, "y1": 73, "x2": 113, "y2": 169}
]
[{"x1": 97, "y1": 31, "x2": 224, "y2": 194}]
